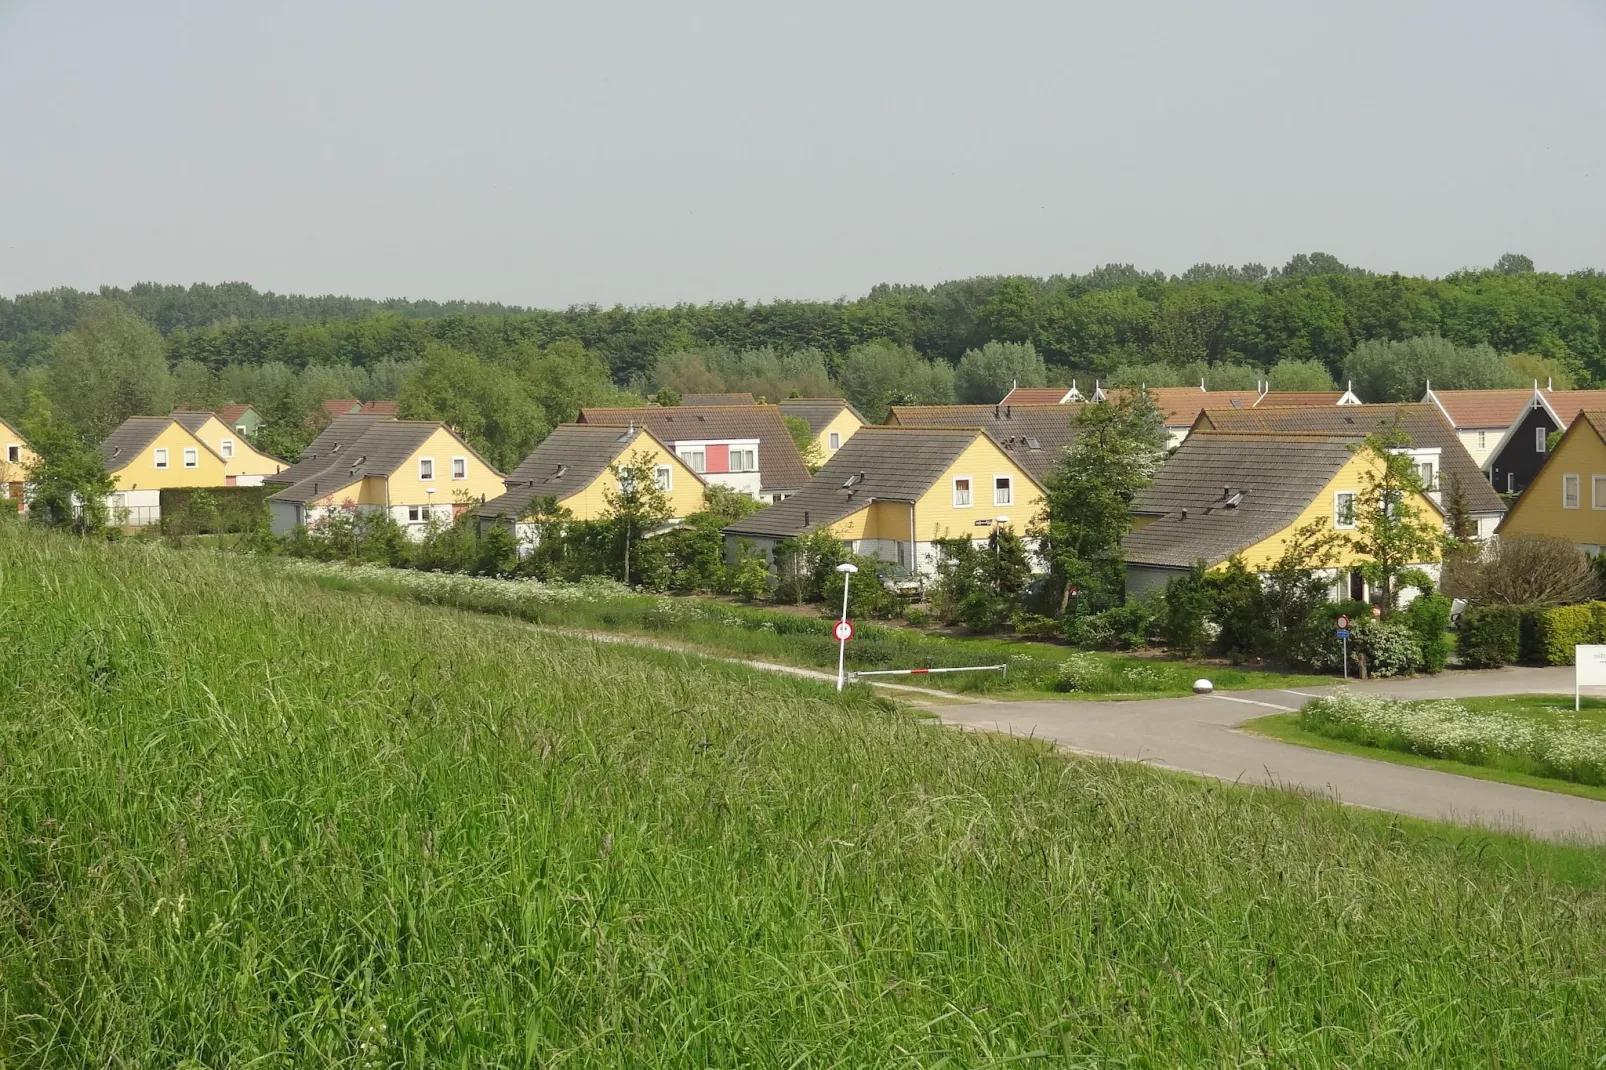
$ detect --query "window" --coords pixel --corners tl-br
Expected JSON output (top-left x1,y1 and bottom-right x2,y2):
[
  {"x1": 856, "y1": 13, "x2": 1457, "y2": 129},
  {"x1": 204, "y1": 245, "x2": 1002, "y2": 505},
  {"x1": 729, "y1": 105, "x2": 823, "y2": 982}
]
[
  {"x1": 730, "y1": 449, "x2": 756, "y2": 473},
  {"x1": 451, "y1": 456, "x2": 467, "y2": 480},
  {"x1": 154, "y1": 448, "x2": 169, "y2": 469},
  {"x1": 407, "y1": 506, "x2": 422, "y2": 522},
  {"x1": 653, "y1": 465, "x2": 672, "y2": 492},
  {"x1": 418, "y1": 457, "x2": 434, "y2": 480},
  {"x1": 1477, "y1": 430, "x2": 1487, "y2": 449},
  {"x1": 183, "y1": 448, "x2": 198, "y2": 468},
  {"x1": 952, "y1": 476, "x2": 972, "y2": 507},
  {"x1": 5, "y1": 445, "x2": 17, "y2": 463},
  {"x1": 1594, "y1": 475, "x2": 1606, "y2": 510},
  {"x1": 1564, "y1": 474, "x2": 1581, "y2": 509},
  {"x1": 1507, "y1": 472, "x2": 1515, "y2": 494},
  {"x1": 220, "y1": 438, "x2": 234, "y2": 459},
  {"x1": 1414, "y1": 462, "x2": 1434, "y2": 489},
  {"x1": 994, "y1": 475, "x2": 1012, "y2": 506},
  {"x1": 828, "y1": 431, "x2": 841, "y2": 450},
  {"x1": 681, "y1": 450, "x2": 706, "y2": 474},
  {"x1": 1537, "y1": 426, "x2": 1549, "y2": 453},
  {"x1": 1334, "y1": 491, "x2": 1356, "y2": 529}
]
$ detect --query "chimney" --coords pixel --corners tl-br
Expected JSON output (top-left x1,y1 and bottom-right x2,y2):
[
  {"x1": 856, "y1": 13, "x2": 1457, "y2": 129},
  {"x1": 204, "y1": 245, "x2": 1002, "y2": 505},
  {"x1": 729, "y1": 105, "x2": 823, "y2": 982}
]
[
  {"x1": 1548, "y1": 377, "x2": 1554, "y2": 391},
  {"x1": 1180, "y1": 508, "x2": 1188, "y2": 520},
  {"x1": 994, "y1": 404, "x2": 1000, "y2": 418},
  {"x1": 1005, "y1": 405, "x2": 1012, "y2": 418},
  {"x1": 804, "y1": 510, "x2": 810, "y2": 527}
]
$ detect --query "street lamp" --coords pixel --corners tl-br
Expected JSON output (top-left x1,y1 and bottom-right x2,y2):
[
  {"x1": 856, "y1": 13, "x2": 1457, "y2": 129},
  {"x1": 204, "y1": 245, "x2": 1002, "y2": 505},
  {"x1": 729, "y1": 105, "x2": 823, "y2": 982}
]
[{"x1": 835, "y1": 562, "x2": 858, "y2": 691}]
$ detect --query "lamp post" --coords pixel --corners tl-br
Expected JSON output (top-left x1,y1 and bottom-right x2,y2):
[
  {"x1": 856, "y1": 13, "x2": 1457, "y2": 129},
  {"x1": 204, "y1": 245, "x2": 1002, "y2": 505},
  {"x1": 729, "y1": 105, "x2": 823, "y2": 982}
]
[
  {"x1": 992, "y1": 516, "x2": 1009, "y2": 586},
  {"x1": 835, "y1": 562, "x2": 858, "y2": 691}
]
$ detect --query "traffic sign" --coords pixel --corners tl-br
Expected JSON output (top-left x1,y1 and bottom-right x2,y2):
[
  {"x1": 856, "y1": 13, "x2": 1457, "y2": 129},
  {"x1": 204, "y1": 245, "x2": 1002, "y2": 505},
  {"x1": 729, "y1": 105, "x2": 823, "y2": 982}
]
[
  {"x1": 1068, "y1": 585, "x2": 1078, "y2": 598},
  {"x1": 1336, "y1": 614, "x2": 1350, "y2": 630},
  {"x1": 833, "y1": 619, "x2": 854, "y2": 642},
  {"x1": 1335, "y1": 628, "x2": 1351, "y2": 639}
]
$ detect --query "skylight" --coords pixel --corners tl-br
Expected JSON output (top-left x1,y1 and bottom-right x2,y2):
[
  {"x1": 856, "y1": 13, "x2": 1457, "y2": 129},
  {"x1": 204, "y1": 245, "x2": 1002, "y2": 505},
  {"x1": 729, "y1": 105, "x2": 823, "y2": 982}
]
[{"x1": 1025, "y1": 437, "x2": 1041, "y2": 450}]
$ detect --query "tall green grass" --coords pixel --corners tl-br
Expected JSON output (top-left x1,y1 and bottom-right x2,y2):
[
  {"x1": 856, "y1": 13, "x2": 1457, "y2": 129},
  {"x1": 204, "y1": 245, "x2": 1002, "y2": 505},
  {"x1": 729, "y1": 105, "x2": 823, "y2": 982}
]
[{"x1": 2, "y1": 529, "x2": 1604, "y2": 1065}]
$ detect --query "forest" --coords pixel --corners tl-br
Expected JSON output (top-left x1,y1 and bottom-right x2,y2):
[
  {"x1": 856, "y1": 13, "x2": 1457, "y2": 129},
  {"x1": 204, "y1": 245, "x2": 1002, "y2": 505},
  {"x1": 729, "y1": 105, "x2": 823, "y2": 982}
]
[{"x1": 2, "y1": 251, "x2": 1598, "y2": 464}]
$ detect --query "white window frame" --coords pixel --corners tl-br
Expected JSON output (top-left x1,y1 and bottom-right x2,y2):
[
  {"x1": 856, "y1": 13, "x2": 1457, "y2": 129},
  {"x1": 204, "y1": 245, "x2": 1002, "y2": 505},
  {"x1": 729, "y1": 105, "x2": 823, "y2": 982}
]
[
  {"x1": 1593, "y1": 475, "x2": 1606, "y2": 511},
  {"x1": 1333, "y1": 490, "x2": 1357, "y2": 529},
  {"x1": 418, "y1": 457, "x2": 434, "y2": 481},
  {"x1": 407, "y1": 506, "x2": 422, "y2": 522},
  {"x1": 1536, "y1": 426, "x2": 1548, "y2": 453},
  {"x1": 653, "y1": 465, "x2": 672, "y2": 492},
  {"x1": 5, "y1": 444, "x2": 18, "y2": 463},
  {"x1": 1507, "y1": 471, "x2": 1515, "y2": 494},
  {"x1": 828, "y1": 431, "x2": 841, "y2": 450},
  {"x1": 451, "y1": 456, "x2": 467, "y2": 480},
  {"x1": 993, "y1": 475, "x2": 1012, "y2": 506},
  {"x1": 730, "y1": 448, "x2": 757, "y2": 473},
  {"x1": 220, "y1": 438, "x2": 234, "y2": 459},
  {"x1": 680, "y1": 449, "x2": 706, "y2": 474},
  {"x1": 154, "y1": 448, "x2": 169, "y2": 470},
  {"x1": 952, "y1": 475, "x2": 973, "y2": 508},
  {"x1": 183, "y1": 448, "x2": 198, "y2": 469},
  {"x1": 1414, "y1": 461, "x2": 1435, "y2": 490},
  {"x1": 1477, "y1": 430, "x2": 1486, "y2": 450},
  {"x1": 1563, "y1": 473, "x2": 1580, "y2": 510}
]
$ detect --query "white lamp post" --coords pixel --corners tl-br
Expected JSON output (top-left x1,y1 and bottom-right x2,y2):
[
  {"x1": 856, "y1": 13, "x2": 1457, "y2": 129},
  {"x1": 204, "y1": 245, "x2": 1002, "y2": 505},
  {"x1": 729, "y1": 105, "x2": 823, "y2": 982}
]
[{"x1": 835, "y1": 562, "x2": 858, "y2": 691}]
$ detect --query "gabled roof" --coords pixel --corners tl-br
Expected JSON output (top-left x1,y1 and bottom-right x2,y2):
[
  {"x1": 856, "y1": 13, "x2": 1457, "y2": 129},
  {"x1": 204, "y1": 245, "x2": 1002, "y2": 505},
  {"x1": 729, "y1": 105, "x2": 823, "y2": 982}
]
[
  {"x1": 266, "y1": 414, "x2": 394, "y2": 485},
  {"x1": 1000, "y1": 386, "x2": 1077, "y2": 405},
  {"x1": 267, "y1": 420, "x2": 489, "y2": 504},
  {"x1": 479, "y1": 425, "x2": 701, "y2": 520},
  {"x1": 1421, "y1": 387, "x2": 1534, "y2": 429},
  {"x1": 0, "y1": 416, "x2": 25, "y2": 443},
  {"x1": 99, "y1": 417, "x2": 220, "y2": 472},
  {"x1": 885, "y1": 404, "x2": 1079, "y2": 482},
  {"x1": 1105, "y1": 386, "x2": 1264, "y2": 427},
  {"x1": 356, "y1": 400, "x2": 398, "y2": 416},
  {"x1": 170, "y1": 411, "x2": 222, "y2": 436},
  {"x1": 1257, "y1": 390, "x2": 1347, "y2": 406},
  {"x1": 1498, "y1": 411, "x2": 1606, "y2": 534},
  {"x1": 778, "y1": 398, "x2": 865, "y2": 436},
  {"x1": 576, "y1": 404, "x2": 810, "y2": 492},
  {"x1": 724, "y1": 427, "x2": 1035, "y2": 540},
  {"x1": 218, "y1": 403, "x2": 256, "y2": 424},
  {"x1": 321, "y1": 399, "x2": 362, "y2": 420},
  {"x1": 678, "y1": 393, "x2": 756, "y2": 406},
  {"x1": 1124, "y1": 432, "x2": 1368, "y2": 569},
  {"x1": 1194, "y1": 402, "x2": 1505, "y2": 517}
]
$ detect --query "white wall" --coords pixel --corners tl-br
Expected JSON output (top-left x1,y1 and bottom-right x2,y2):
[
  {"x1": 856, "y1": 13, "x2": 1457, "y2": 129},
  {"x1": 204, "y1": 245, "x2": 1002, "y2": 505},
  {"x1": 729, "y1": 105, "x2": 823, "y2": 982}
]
[
  {"x1": 702, "y1": 471, "x2": 764, "y2": 498},
  {"x1": 107, "y1": 489, "x2": 161, "y2": 527}
]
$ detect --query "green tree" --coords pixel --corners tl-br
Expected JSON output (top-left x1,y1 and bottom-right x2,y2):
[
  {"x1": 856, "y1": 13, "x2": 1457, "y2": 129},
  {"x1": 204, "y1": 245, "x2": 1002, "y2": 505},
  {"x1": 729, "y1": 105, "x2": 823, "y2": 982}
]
[
  {"x1": 603, "y1": 450, "x2": 674, "y2": 585},
  {"x1": 518, "y1": 340, "x2": 627, "y2": 427},
  {"x1": 1343, "y1": 334, "x2": 1520, "y2": 402},
  {"x1": 977, "y1": 279, "x2": 1038, "y2": 343},
  {"x1": 1035, "y1": 390, "x2": 1166, "y2": 613},
  {"x1": 399, "y1": 343, "x2": 548, "y2": 471},
  {"x1": 1347, "y1": 432, "x2": 1444, "y2": 612},
  {"x1": 20, "y1": 391, "x2": 116, "y2": 533},
  {"x1": 954, "y1": 341, "x2": 1048, "y2": 404},
  {"x1": 45, "y1": 301, "x2": 173, "y2": 440},
  {"x1": 1493, "y1": 253, "x2": 1535, "y2": 275},
  {"x1": 1267, "y1": 358, "x2": 1336, "y2": 391},
  {"x1": 838, "y1": 343, "x2": 954, "y2": 422},
  {"x1": 701, "y1": 483, "x2": 764, "y2": 522},
  {"x1": 782, "y1": 414, "x2": 823, "y2": 471}
]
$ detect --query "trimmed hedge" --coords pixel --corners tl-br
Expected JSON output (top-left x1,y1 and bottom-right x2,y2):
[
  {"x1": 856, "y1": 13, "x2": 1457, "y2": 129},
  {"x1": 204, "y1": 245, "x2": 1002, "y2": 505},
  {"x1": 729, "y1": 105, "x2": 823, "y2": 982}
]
[
  {"x1": 1459, "y1": 600, "x2": 1606, "y2": 666},
  {"x1": 1535, "y1": 604, "x2": 1597, "y2": 665},
  {"x1": 159, "y1": 486, "x2": 273, "y2": 536},
  {"x1": 1456, "y1": 605, "x2": 1525, "y2": 668}
]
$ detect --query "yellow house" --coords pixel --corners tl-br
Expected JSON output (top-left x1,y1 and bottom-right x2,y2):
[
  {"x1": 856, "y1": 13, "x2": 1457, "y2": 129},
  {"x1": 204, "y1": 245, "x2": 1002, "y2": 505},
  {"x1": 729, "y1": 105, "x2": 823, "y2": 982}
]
[
  {"x1": 171, "y1": 411, "x2": 286, "y2": 485},
  {"x1": 100, "y1": 416, "x2": 230, "y2": 526},
  {"x1": 778, "y1": 399, "x2": 866, "y2": 459},
  {"x1": 478, "y1": 424, "x2": 706, "y2": 549},
  {"x1": 0, "y1": 417, "x2": 38, "y2": 509},
  {"x1": 264, "y1": 418, "x2": 504, "y2": 537},
  {"x1": 721, "y1": 427, "x2": 1045, "y2": 580},
  {"x1": 1123, "y1": 430, "x2": 1444, "y2": 601},
  {"x1": 1498, "y1": 409, "x2": 1606, "y2": 553}
]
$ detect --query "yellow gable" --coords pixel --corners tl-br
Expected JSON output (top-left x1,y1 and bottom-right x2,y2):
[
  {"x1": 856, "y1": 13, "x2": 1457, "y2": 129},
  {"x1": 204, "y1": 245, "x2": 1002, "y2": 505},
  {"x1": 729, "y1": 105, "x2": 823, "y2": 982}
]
[
  {"x1": 558, "y1": 440, "x2": 707, "y2": 521},
  {"x1": 386, "y1": 427, "x2": 506, "y2": 509},
  {"x1": 181, "y1": 414, "x2": 285, "y2": 480},
  {"x1": 0, "y1": 419, "x2": 36, "y2": 484},
  {"x1": 1499, "y1": 418, "x2": 1606, "y2": 549},
  {"x1": 817, "y1": 408, "x2": 864, "y2": 456},
  {"x1": 109, "y1": 422, "x2": 229, "y2": 491}
]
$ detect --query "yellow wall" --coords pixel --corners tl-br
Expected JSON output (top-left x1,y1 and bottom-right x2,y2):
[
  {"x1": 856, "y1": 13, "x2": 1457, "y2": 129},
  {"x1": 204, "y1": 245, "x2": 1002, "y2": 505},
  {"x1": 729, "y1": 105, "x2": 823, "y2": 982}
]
[
  {"x1": 1227, "y1": 450, "x2": 1443, "y2": 571},
  {"x1": 382, "y1": 427, "x2": 505, "y2": 508},
  {"x1": 183, "y1": 414, "x2": 285, "y2": 480},
  {"x1": 108, "y1": 422, "x2": 228, "y2": 490},
  {"x1": 1499, "y1": 421, "x2": 1606, "y2": 548},
  {"x1": 309, "y1": 477, "x2": 373, "y2": 508},
  {"x1": 0, "y1": 419, "x2": 37, "y2": 484},
  {"x1": 817, "y1": 408, "x2": 864, "y2": 455},
  {"x1": 557, "y1": 441, "x2": 707, "y2": 520},
  {"x1": 819, "y1": 434, "x2": 1042, "y2": 542}
]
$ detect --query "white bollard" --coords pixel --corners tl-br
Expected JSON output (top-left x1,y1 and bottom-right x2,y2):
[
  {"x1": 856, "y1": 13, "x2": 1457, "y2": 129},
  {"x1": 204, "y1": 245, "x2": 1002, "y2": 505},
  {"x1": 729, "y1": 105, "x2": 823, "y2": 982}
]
[{"x1": 1192, "y1": 679, "x2": 1214, "y2": 694}]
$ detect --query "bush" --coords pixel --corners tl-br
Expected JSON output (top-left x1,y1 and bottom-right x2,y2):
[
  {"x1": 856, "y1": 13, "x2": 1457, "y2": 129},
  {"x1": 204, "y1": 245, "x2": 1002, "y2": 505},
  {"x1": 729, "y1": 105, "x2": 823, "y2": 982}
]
[
  {"x1": 728, "y1": 556, "x2": 770, "y2": 601},
  {"x1": 1456, "y1": 604, "x2": 1525, "y2": 667},
  {"x1": 1053, "y1": 653, "x2": 1107, "y2": 693},
  {"x1": 1533, "y1": 603, "x2": 1602, "y2": 665},
  {"x1": 1461, "y1": 534, "x2": 1596, "y2": 606},
  {"x1": 1085, "y1": 595, "x2": 1161, "y2": 651},
  {"x1": 1353, "y1": 619, "x2": 1422, "y2": 678},
  {"x1": 1161, "y1": 565, "x2": 1213, "y2": 656},
  {"x1": 903, "y1": 605, "x2": 933, "y2": 627},
  {"x1": 1401, "y1": 593, "x2": 1452, "y2": 673},
  {"x1": 1204, "y1": 557, "x2": 1267, "y2": 662}
]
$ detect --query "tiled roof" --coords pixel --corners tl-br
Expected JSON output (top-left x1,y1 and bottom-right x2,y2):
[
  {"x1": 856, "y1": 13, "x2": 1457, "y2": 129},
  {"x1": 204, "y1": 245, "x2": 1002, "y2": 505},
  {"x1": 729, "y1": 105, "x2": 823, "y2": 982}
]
[
  {"x1": 1195, "y1": 403, "x2": 1505, "y2": 517},
  {"x1": 170, "y1": 411, "x2": 220, "y2": 436},
  {"x1": 1257, "y1": 391, "x2": 1343, "y2": 406},
  {"x1": 1106, "y1": 387, "x2": 1263, "y2": 426},
  {"x1": 100, "y1": 417, "x2": 181, "y2": 472},
  {"x1": 266, "y1": 414, "x2": 395, "y2": 485},
  {"x1": 1425, "y1": 389, "x2": 1534, "y2": 429},
  {"x1": 268, "y1": 421, "x2": 477, "y2": 504},
  {"x1": 356, "y1": 400, "x2": 398, "y2": 416},
  {"x1": 886, "y1": 404, "x2": 1079, "y2": 482},
  {"x1": 1124, "y1": 433, "x2": 1364, "y2": 569},
  {"x1": 723, "y1": 427, "x2": 988, "y2": 539},
  {"x1": 1000, "y1": 386, "x2": 1074, "y2": 405},
  {"x1": 778, "y1": 399, "x2": 864, "y2": 436},
  {"x1": 576, "y1": 404, "x2": 810, "y2": 493},
  {"x1": 678, "y1": 393, "x2": 756, "y2": 406},
  {"x1": 479, "y1": 425, "x2": 698, "y2": 519},
  {"x1": 1542, "y1": 391, "x2": 1606, "y2": 428},
  {"x1": 218, "y1": 403, "x2": 254, "y2": 424}
]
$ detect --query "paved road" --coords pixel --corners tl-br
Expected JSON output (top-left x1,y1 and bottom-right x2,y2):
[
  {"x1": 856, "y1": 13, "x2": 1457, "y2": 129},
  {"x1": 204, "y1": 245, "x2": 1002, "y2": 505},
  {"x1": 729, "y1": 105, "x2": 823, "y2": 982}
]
[{"x1": 935, "y1": 666, "x2": 1606, "y2": 843}]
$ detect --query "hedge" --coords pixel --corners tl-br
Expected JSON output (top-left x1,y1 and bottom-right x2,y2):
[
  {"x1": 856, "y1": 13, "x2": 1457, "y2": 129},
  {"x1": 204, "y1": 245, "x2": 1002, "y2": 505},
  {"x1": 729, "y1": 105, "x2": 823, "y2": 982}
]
[
  {"x1": 159, "y1": 486, "x2": 273, "y2": 535},
  {"x1": 1459, "y1": 601, "x2": 1606, "y2": 667},
  {"x1": 1456, "y1": 605, "x2": 1525, "y2": 668},
  {"x1": 1535, "y1": 603, "x2": 1599, "y2": 665}
]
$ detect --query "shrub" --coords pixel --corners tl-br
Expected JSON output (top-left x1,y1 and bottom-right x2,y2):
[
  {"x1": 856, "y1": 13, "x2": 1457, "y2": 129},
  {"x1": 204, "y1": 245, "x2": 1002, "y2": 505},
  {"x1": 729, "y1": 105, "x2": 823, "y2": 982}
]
[
  {"x1": 1053, "y1": 652, "x2": 1107, "y2": 693},
  {"x1": 1462, "y1": 534, "x2": 1596, "y2": 606},
  {"x1": 1161, "y1": 564, "x2": 1212, "y2": 656},
  {"x1": 728, "y1": 556, "x2": 771, "y2": 601},
  {"x1": 1204, "y1": 557, "x2": 1267, "y2": 662},
  {"x1": 1085, "y1": 595, "x2": 1161, "y2": 651},
  {"x1": 1534, "y1": 603, "x2": 1601, "y2": 665},
  {"x1": 903, "y1": 605, "x2": 933, "y2": 627},
  {"x1": 1353, "y1": 619, "x2": 1422, "y2": 677},
  {"x1": 1456, "y1": 604, "x2": 1525, "y2": 667},
  {"x1": 1401, "y1": 593, "x2": 1452, "y2": 673}
]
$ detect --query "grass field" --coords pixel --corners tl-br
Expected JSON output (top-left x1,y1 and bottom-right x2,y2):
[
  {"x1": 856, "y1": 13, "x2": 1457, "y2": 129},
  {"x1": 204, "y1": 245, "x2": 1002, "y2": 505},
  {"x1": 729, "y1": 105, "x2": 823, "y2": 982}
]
[
  {"x1": 279, "y1": 559, "x2": 1333, "y2": 698},
  {"x1": 3, "y1": 531, "x2": 1606, "y2": 1065}
]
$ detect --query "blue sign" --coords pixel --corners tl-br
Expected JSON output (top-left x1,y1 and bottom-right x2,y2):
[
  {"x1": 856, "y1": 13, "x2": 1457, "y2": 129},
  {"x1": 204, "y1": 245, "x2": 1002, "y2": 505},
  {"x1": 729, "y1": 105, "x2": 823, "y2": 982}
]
[{"x1": 1335, "y1": 628, "x2": 1351, "y2": 639}]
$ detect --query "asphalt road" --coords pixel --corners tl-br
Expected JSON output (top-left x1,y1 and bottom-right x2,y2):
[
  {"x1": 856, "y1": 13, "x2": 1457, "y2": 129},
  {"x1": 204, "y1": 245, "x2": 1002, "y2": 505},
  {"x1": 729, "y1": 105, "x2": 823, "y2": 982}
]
[{"x1": 937, "y1": 666, "x2": 1606, "y2": 843}]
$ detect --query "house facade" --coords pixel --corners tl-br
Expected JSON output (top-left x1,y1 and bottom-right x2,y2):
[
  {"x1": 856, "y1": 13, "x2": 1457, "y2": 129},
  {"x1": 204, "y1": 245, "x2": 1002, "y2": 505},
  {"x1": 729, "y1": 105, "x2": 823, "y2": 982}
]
[
  {"x1": 0, "y1": 417, "x2": 37, "y2": 509},
  {"x1": 722, "y1": 427, "x2": 1044, "y2": 582},
  {"x1": 778, "y1": 399, "x2": 866, "y2": 459},
  {"x1": 576, "y1": 405, "x2": 810, "y2": 503},
  {"x1": 1497, "y1": 411, "x2": 1606, "y2": 553},
  {"x1": 1479, "y1": 387, "x2": 1606, "y2": 496},
  {"x1": 216, "y1": 403, "x2": 264, "y2": 438},
  {"x1": 101, "y1": 417, "x2": 229, "y2": 526},
  {"x1": 170, "y1": 412, "x2": 286, "y2": 486},
  {"x1": 264, "y1": 419, "x2": 503, "y2": 537}
]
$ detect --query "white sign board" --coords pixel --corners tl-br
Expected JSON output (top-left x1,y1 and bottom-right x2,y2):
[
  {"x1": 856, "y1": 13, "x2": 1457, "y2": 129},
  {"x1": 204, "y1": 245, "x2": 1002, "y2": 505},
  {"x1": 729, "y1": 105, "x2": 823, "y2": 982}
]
[{"x1": 1575, "y1": 645, "x2": 1606, "y2": 710}]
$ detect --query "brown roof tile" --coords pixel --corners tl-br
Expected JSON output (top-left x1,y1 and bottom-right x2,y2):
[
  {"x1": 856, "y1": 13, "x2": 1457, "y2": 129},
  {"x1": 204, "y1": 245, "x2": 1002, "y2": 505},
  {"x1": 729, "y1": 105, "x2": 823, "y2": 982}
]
[
  {"x1": 577, "y1": 404, "x2": 810, "y2": 493},
  {"x1": 1000, "y1": 386, "x2": 1076, "y2": 405},
  {"x1": 1425, "y1": 388, "x2": 1535, "y2": 428},
  {"x1": 886, "y1": 404, "x2": 1079, "y2": 482}
]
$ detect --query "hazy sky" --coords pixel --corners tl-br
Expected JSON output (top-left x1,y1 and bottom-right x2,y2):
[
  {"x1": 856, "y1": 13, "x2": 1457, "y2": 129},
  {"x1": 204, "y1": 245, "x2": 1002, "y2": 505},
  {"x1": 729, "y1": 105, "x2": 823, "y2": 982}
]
[{"x1": 2, "y1": 0, "x2": 1603, "y2": 307}]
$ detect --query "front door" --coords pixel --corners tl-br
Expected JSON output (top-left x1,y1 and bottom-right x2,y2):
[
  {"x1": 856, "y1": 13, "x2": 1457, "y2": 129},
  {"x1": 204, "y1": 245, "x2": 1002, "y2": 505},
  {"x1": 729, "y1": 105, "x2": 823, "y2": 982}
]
[{"x1": 1349, "y1": 570, "x2": 1366, "y2": 602}]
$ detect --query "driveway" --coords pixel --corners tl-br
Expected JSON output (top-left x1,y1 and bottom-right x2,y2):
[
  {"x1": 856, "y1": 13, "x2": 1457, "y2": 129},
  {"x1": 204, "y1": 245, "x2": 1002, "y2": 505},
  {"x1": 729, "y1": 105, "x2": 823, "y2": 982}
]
[{"x1": 934, "y1": 667, "x2": 1606, "y2": 843}]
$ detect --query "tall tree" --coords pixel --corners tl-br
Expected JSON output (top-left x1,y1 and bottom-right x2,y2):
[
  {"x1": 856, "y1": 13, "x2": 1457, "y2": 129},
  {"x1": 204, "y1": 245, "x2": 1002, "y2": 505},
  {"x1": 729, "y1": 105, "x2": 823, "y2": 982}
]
[
  {"x1": 45, "y1": 301, "x2": 173, "y2": 440},
  {"x1": 837, "y1": 343, "x2": 954, "y2": 422},
  {"x1": 20, "y1": 391, "x2": 115, "y2": 532},
  {"x1": 1346, "y1": 431, "x2": 1443, "y2": 611},
  {"x1": 603, "y1": 451, "x2": 673, "y2": 585},
  {"x1": 954, "y1": 341, "x2": 1047, "y2": 404},
  {"x1": 1343, "y1": 334, "x2": 1520, "y2": 402},
  {"x1": 399, "y1": 343, "x2": 548, "y2": 471}
]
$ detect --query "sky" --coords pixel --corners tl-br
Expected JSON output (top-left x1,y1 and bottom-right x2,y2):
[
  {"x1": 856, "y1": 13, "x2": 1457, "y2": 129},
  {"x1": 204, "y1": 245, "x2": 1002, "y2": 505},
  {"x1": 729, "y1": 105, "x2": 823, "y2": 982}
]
[{"x1": 2, "y1": 0, "x2": 1603, "y2": 307}]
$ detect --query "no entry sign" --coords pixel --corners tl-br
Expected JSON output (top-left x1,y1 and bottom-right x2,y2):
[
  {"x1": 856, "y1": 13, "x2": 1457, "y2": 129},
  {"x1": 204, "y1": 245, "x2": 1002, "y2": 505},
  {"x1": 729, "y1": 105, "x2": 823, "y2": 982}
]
[
  {"x1": 833, "y1": 619, "x2": 854, "y2": 642},
  {"x1": 1336, "y1": 614, "x2": 1350, "y2": 630}
]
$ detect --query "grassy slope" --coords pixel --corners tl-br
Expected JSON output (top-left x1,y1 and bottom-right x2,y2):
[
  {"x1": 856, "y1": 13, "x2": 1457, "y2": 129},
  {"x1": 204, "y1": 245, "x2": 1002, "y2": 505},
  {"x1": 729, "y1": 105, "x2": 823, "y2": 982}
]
[
  {"x1": 1, "y1": 532, "x2": 1603, "y2": 1065},
  {"x1": 1246, "y1": 694, "x2": 1606, "y2": 802},
  {"x1": 282, "y1": 560, "x2": 1332, "y2": 698}
]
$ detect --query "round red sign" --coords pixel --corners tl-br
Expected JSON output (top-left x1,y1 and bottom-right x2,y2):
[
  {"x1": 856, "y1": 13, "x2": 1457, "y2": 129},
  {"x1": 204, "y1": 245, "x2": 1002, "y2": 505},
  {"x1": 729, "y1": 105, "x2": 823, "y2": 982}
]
[
  {"x1": 833, "y1": 619, "x2": 854, "y2": 642},
  {"x1": 1336, "y1": 614, "x2": 1350, "y2": 630}
]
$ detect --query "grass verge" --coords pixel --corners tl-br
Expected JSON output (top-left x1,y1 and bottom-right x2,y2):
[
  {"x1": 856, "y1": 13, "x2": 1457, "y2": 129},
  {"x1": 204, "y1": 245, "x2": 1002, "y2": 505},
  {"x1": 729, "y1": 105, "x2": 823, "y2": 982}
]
[{"x1": 4, "y1": 530, "x2": 1605, "y2": 1064}]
